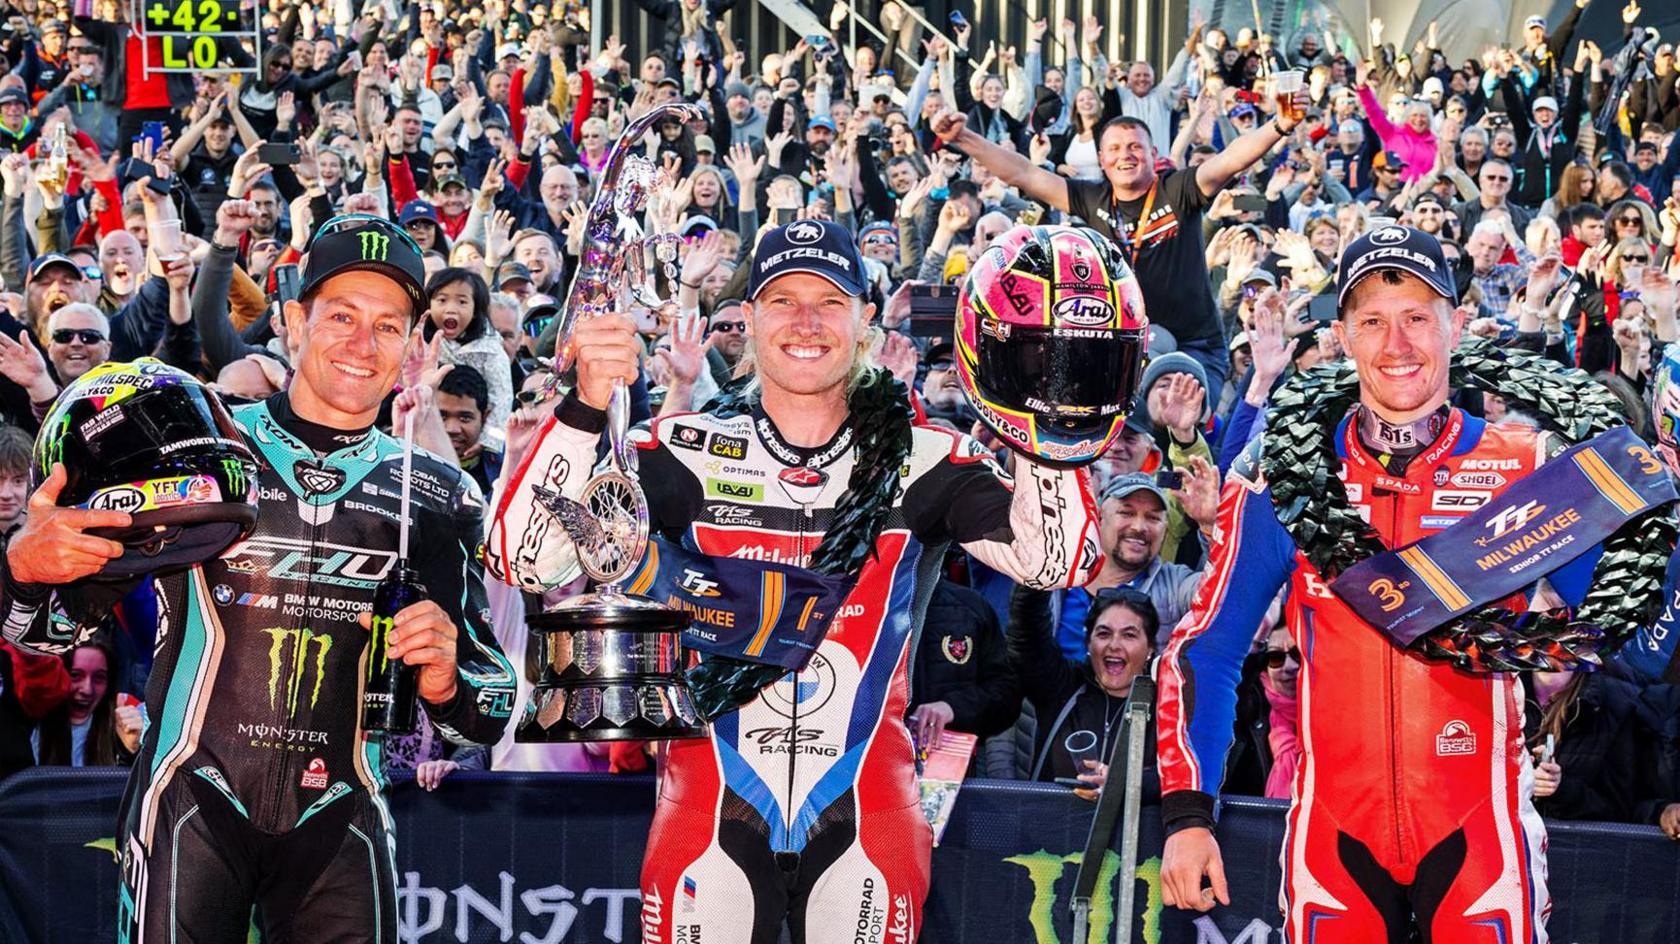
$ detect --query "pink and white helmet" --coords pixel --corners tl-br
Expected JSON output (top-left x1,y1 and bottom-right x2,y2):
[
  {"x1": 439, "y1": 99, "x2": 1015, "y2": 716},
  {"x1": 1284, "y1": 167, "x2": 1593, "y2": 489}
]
[{"x1": 954, "y1": 225, "x2": 1148, "y2": 467}]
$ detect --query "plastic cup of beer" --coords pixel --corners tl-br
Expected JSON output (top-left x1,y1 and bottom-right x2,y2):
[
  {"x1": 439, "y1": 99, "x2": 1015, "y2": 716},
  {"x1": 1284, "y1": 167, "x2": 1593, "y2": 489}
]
[
  {"x1": 1275, "y1": 70, "x2": 1305, "y2": 121},
  {"x1": 152, "y1": 220, "x2": 185, "y2": 263}
]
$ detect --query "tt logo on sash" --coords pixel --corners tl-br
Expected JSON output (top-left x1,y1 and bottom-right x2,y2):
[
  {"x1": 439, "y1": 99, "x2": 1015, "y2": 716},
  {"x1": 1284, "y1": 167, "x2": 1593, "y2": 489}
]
[
  {"x1": 1484, "y1": 500, "x2": 1547, "y2": 540},
  {"x1": 263, "y1": 627, "x2": 333, "y2": 712},
  {"x1": 359, "y1": 231, "x2": 389, "y2": 261},
  {"x1": 678, "y1": 568, "x2": 722, "y2": 598},
  {"x1": 1366, "y1": 577, "x2": 1410, "y2": 612}
]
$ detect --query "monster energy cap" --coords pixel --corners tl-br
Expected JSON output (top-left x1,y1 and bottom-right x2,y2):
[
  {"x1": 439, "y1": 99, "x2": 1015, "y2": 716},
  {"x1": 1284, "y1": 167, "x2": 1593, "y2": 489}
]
[{"x1": 299, "y1": 214, "x2": 428, "y2": 316}]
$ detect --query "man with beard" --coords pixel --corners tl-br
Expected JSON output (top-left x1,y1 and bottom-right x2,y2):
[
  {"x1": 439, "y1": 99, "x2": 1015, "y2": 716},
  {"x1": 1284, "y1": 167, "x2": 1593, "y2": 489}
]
[
  {"x1": 916, "y1": 341, "x2": 971, "y2": 428},
  {"x1": 95, "y1": 230, "x2": 143, "y2": 314},
  {"x1": 1052, "y1": 472, "x2": 1202, "y2": 656},
  {"x1": 21, "y1": 254, "x2": 91, "y2": 340},
  {"x1": 246, "y1": 182, "x2": 283, "y2": 243},
  {"x1": 511, "y1": 229, "x2": 564, "y2": 295},
  {"x1": 725, "y1": 81, "x2": 766, "y2": 143}
]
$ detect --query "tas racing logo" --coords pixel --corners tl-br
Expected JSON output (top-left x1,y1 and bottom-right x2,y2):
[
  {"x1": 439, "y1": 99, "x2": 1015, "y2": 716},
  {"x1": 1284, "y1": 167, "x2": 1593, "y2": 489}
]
[
  {"x1": 262, "y1": 627, "x2": 334, "y2": 713},
  {"x1": 359, "y1": 230, "x2": 389, "y2": 261},
  {"x1": 1435, "y1": 720, "x2": 1478, "y2": 756}
]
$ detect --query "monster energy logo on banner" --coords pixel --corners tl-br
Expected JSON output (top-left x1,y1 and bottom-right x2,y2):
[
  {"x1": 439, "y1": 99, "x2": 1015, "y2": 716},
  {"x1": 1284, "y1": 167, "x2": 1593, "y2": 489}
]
[
  {"x1": 359, "y1": 231, "x2": 389, "y2": 261},
  {"x1": 222, "y1": 458, "x2": 247, "y2": 499},
  {"x1": 263, "y1": 627, "x2": 333, "y2": 712}
]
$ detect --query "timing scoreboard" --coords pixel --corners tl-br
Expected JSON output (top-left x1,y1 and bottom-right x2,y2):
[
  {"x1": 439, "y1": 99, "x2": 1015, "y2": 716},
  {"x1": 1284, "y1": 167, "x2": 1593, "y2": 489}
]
[{"x1": 133, "y1": 0, "x2": 260, "y2": 74}]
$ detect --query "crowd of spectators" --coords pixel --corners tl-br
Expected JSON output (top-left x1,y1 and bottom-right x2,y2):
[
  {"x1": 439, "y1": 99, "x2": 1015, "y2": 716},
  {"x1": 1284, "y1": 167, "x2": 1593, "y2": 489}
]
[{"x1": 0, "y1": 0, "x2": 1679, "y2": 837}]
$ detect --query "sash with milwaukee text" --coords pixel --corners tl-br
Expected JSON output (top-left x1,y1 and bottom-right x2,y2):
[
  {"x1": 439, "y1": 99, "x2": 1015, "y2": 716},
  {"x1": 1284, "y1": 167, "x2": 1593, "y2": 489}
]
[
  {"x1": 1332, "y1": 426, "x2": 1678, "y2": 647},
  {"x1": 624, "y1": 537, "x2": 857, "y2": 670}
]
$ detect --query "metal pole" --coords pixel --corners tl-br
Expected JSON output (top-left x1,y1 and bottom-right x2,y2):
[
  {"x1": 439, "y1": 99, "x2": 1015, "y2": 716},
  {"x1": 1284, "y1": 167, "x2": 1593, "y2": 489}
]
[{"x1": 1068, "y1": 675, "x2": 1154, "y2": 944}]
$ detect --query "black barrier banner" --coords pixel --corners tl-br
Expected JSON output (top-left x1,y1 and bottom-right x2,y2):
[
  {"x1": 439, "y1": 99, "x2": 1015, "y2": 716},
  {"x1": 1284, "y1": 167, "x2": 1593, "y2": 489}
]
[{"x1": 3, "y1": 771, "x2": 1679, "y2": 942}]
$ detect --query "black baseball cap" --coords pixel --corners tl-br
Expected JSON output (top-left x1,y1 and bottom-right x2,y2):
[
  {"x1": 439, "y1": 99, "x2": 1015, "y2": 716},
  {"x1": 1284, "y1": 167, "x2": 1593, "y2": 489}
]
[
  {"x1": 748, "y1": 220, "x2": 867, "y2": 299},
  {"x1": 494, "y1": 260, "x2": 534, "y2": 290},
  {"x1": 300, "y1": 215, "x2": 427, "y2": 315},
  {"x1": 1336, "y1": 225, "x2": 1459, "y2": 310}
]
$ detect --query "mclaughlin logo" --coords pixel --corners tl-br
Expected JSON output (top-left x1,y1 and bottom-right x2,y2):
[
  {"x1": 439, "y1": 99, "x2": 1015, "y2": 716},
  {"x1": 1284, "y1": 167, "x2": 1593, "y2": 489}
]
[
  {"x1": 359, "y1": 231, "x2": 389, "y2": 261},
  {"x1": 263, "y1": 627, "x2": 333, "y2": 713}
]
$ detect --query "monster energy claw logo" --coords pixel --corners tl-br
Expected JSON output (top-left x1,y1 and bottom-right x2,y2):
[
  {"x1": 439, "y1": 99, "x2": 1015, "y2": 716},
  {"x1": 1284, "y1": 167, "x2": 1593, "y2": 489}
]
[
  {"x1": 359, "y1": 231, "x2": 390, "y2": 261},
  {"x1": 39, "y1": 414, "x2": 70, "y2": 475},
  {"x1": 263, "y1": 627, "x2": 333, "y2": 713},
  {"x1": 222, "y1": 458, "x2": 247, "y2": 498}
]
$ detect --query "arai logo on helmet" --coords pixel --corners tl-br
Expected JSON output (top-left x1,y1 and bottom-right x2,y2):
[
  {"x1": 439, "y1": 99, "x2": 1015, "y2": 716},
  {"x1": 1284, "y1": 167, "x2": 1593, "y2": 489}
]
[
  {"x1": 1053, "y1": 296, "x2": 1115, "y2": 328},
  {"x1": 785, "y1": 221, "x2": 825, "y2": 245},
  {"x1": 85, "y1": 485, "x2": 146, "y2": 514},
  {"x1": 1370, "y1": 226, "x2": 1410, "y2": 246}
]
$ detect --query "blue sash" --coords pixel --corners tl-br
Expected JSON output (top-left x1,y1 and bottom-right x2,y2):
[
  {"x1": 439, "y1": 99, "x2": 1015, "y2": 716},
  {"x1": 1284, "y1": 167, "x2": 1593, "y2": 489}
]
[
  {"x1": 1332, "y1": 426, "x2": 1677, "y2": 646},
  {"x1": 625, "y1": 537, "x2": 856, "y2": 671}
]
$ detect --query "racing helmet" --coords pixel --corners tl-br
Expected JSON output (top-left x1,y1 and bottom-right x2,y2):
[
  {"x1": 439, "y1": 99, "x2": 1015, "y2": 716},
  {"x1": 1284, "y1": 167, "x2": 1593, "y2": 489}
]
[
  {"x1": 1653, "y1": 345, "x2": 1680, "y2": 477},
  {"x1": 954, "y1": 225, "x2": 1149, "y2": 467},
  {"x1": 34, "y1": 359, "x2": 260, "y2": 580}
]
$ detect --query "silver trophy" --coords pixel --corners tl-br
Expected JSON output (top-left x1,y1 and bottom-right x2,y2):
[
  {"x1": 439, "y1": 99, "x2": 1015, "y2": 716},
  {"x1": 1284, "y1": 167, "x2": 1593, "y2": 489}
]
[{"x1": 517, "y1": 103, "x2": 709, "y2": 743}]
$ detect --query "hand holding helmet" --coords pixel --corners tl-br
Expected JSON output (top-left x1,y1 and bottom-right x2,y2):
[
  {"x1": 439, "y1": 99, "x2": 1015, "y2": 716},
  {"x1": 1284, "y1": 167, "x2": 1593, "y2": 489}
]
[
  {"x1": 954, "y1": 225, "x2": 1150, "y2": 467},
  {"x1": 6, "y1": 465, "x2": 131, "y2": 584}
]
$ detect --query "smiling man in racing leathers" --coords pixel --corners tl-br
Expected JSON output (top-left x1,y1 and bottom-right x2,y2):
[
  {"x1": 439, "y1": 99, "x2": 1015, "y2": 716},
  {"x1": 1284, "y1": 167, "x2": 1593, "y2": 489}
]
[
  {"x1": 1157, "y1": 227, "x2": 1600, "y2": 943},
  {"x1": 488, "y1": 220, "x2": 1102, "y2": 944},
  {"x1": 1, "y1": 206, "x2": 515, "y2": 943}
]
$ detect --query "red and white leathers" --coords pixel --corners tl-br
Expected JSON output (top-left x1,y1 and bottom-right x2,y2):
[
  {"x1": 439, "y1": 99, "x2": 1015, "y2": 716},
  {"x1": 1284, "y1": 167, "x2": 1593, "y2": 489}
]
[
  {"x1": 1158, "y1": 409, "x2": 1586, "y2": 944},
  {"x1": 487, "y1": 394, "x2": 1100, "y2": 944}
]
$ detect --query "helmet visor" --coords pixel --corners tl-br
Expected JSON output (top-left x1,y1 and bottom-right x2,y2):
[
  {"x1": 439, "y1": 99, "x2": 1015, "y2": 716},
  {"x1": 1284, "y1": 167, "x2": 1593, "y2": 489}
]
[
  {"x1": 974, "y1": 324, "x2": 1146, "y2": 435},
  {"x1": 79, "y1": 383, "x2": 246, "y2": 469}
]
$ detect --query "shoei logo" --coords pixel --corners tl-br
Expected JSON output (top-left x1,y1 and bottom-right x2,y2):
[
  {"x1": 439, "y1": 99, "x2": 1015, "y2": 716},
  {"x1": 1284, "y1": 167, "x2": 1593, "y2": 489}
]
[
  {"x1": 359, "y1": 230, "x2": 389, "y2": 261},
  {"x1": 1370, "y1": 226, "x2": 1410, "y2": 246},
  {"x1": 785, "y1": 221, "x2": 825, "y2": 245},
  {"x1": 1485, "y1": 500, "x2": 1546, "y2": 539},
  {"x1": 1435, "y1": 720, "x2": 1478, "y2": 756},
  {"x1": 678, "y1": 568, "x2": 722, "y2": 598}
]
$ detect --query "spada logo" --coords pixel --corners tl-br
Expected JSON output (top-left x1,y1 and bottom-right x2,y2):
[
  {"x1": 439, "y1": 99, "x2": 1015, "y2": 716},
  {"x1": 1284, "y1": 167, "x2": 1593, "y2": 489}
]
[{"x1": 1435, "y1": 720, "x2": 1477, "y2": 756}]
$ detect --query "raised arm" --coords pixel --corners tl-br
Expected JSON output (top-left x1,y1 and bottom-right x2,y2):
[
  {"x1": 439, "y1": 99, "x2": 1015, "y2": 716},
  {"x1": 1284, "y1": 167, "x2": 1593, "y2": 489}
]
[{"x1": 934, "y1": 110, "x2": 1070, "y2": 211}]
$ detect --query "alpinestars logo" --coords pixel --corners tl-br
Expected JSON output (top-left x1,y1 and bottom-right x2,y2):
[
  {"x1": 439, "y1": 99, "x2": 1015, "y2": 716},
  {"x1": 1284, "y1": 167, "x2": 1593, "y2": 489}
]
[
  {"x1": 294, "y1": 460, "x2": 347, "y2": 497},
  {"x1": 359, "y1": 231, "x2": 389, "y2": 261},
  {"x1": 263, "y1": 627, "x2": 334, "y2": 712}
]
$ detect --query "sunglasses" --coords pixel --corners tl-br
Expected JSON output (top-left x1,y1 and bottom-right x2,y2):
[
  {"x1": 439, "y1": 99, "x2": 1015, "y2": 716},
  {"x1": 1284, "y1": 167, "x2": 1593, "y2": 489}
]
[
  {"x1": 710, "y1": 321, "x2": 746, "y2": 334},
  {"x1": 1623, "y1": 255, "x2": 1650, "y2": 264},
  {"x1": 311, "y1": 213, "x2": 426, "y2": 258},
  {"x1": 52, "y1": 328, "x2": 105, "y2": 344},
  {"x1": 433, "y1": 161, "x2": 458, "y2": 171},
  {"x1": 522, "y1": 313, "x2": 556, "y2": 338},
  {"x1": 1241, "y1": 283, "x2": 1268, "y2": 301},
  {"x1": 1264, "y1": 646, "x2": 1302, "y2": 668},
  {"x1": 270, "y1": 61, "x2": 292, "y2": 70},
  {"x1": 1617, "y1": 217, "x2": 1643, "y2": 226}
]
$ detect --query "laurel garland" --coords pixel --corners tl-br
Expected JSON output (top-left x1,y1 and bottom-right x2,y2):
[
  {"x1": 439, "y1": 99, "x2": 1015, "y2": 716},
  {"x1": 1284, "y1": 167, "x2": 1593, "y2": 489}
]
[
  {"x1": 683, "y1": 368, "x2": 916, "y2": 718},
  {"x1": 1261, "y1": 337, "x2": 1677, "y2": 672}
]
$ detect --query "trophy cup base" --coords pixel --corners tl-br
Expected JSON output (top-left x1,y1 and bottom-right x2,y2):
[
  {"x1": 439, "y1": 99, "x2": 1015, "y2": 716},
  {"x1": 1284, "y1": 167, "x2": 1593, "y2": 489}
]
[
  {"x1": 516, "y1": 680, "x2": 708, "y2": 742},
  {"x1": 519, "y1": 589, "x2": 708, "y2": 743}
]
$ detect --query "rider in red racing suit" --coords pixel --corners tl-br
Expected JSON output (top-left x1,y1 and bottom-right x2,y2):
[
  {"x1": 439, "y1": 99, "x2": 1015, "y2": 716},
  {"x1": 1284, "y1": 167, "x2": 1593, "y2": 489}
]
[
  {"x1": 1157, "y1": 402, "x2": 1608, "y2": 942},
  {"x1": 488, "y1": 394, "x2": 1099, "y2": 943}
]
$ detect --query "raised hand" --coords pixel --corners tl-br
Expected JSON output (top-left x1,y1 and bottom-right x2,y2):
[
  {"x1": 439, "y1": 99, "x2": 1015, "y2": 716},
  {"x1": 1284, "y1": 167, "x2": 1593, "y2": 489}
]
[
  {"x1": 656, "y1": 311, "x2": 712, "y2": 389},
  {"x1": 930, "y1": 108, "x2": 967, "y2": 143},
  {"x1": 213, "y1": 198, "x2": 260, "y2": 245},
  {"x1": 1170, "y1": 454, "x2": 1221, "y2": 531},
  {"x1": 680, "y1": 230, "x2": 726, "y2": 285},
  {"x1": 0, "y1": 329, "x2": 54, "y2": 401}
]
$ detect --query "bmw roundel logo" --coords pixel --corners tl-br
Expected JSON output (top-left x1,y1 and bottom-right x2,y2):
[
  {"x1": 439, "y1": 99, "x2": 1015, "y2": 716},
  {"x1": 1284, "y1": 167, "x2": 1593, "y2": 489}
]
[
  {"x1": 1370, "y1": 226, "x2": 1410, "y2": 246},
  {"x1": 786, "y1": 221, "x2": 825, "y2": 245},
  {"x1": 213, "y1": 584, "x2": 234, "y2": 605}
]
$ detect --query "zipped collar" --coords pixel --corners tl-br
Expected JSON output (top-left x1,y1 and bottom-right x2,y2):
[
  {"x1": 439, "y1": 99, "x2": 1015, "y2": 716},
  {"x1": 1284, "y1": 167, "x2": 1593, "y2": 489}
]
[{"x1": 266, "y1": 391, "x2": 374, "y2": 456}]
